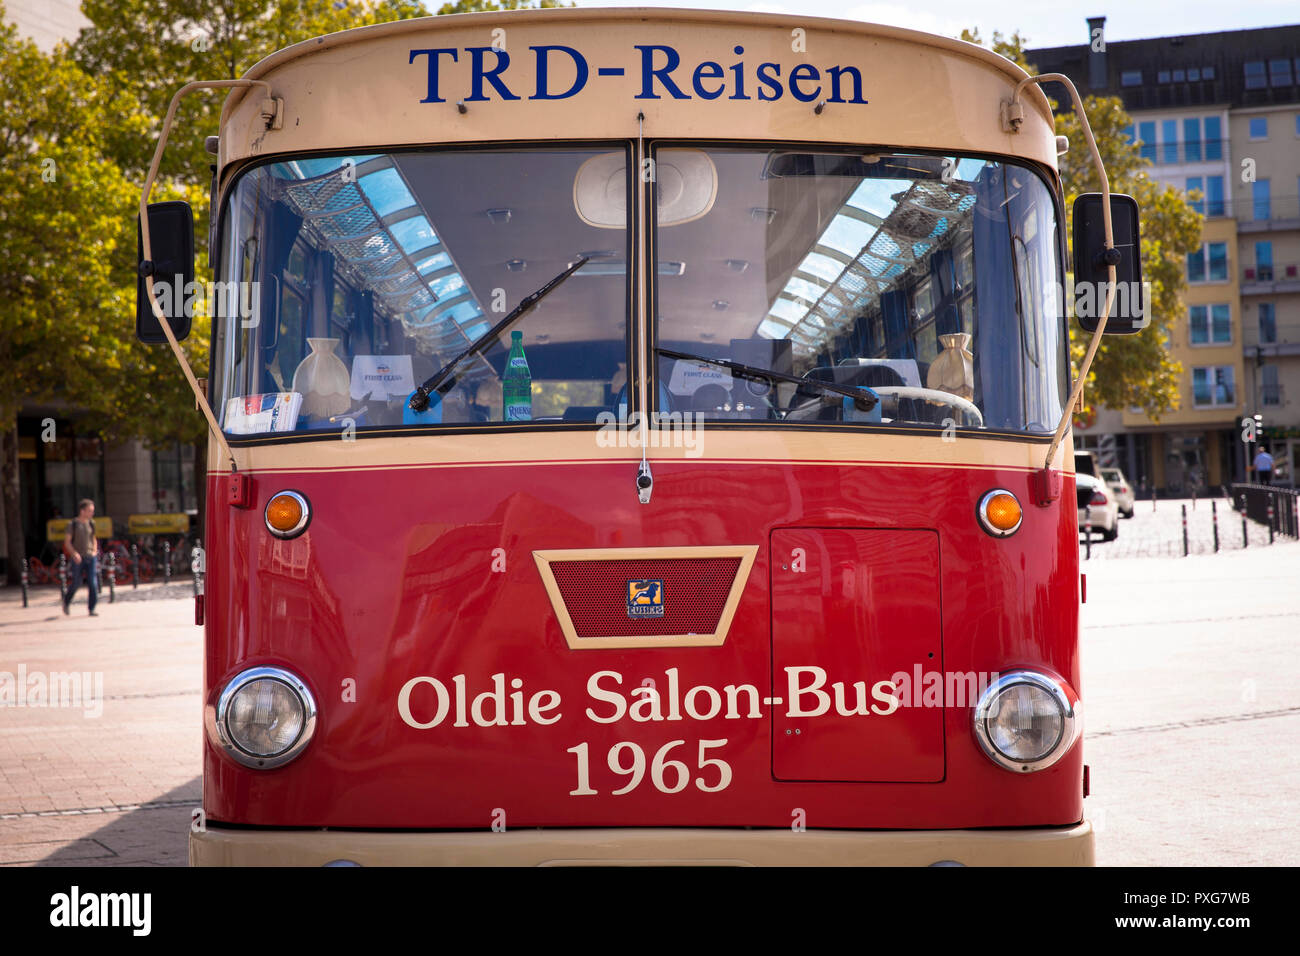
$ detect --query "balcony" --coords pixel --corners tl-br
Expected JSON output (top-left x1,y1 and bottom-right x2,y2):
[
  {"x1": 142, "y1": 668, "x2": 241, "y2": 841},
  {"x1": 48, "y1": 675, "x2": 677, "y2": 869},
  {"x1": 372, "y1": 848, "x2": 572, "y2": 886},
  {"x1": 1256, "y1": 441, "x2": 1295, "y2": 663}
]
[
  {"x1": 1233, "y1": 194, "x2": 1300, "y2": 234},
  {"x1": 1138, "y1": 138, "x2": 1228, "y2": 166},
  {"x1": 1242, "y1": 262, "x2": 1300, "y2": 296}
]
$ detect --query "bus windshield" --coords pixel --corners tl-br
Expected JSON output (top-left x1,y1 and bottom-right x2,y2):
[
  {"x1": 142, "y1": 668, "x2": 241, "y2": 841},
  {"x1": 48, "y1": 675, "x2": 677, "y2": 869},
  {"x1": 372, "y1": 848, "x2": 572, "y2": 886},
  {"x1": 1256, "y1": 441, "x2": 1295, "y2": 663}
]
[
  {"x1": 653, "y1": 147, "x2": 1068, "y2": 434},
  {"x1": 211, "y1": 144, "x2": 1067, "y2": 438},
  {"x1": 211, "y1": 145, "x2": 632, "y2": 434}
]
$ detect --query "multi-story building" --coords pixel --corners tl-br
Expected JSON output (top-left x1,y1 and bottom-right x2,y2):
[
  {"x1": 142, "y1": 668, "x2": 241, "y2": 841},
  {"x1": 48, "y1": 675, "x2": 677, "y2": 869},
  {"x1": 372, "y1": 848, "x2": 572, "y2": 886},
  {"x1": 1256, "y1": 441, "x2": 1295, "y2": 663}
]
[{"x1": 1030, "y1": 19, "x2": 1300, "y2": 491}]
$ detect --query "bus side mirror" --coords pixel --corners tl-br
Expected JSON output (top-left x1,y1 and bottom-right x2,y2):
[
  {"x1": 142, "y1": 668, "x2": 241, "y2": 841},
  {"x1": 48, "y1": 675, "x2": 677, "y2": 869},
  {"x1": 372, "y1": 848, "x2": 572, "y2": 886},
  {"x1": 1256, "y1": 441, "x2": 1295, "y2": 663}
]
[
  {"x1": 1071, "y1": 193, "x2": 1145, "y2": 334},
  {"x1": 136, "y1": 200, "x2": 195, "y2": 344}
]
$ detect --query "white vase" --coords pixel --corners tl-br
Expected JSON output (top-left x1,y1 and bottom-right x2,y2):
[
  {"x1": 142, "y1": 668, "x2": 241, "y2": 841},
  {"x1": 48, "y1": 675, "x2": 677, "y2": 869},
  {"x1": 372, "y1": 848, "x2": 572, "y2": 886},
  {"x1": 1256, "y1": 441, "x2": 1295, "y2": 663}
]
[
  {"x1": 292, "y1": 337, "x2": 351, "y2": 418},
  {"x1": 927, "y1": 332, "x2": 974, "y2": 400}
]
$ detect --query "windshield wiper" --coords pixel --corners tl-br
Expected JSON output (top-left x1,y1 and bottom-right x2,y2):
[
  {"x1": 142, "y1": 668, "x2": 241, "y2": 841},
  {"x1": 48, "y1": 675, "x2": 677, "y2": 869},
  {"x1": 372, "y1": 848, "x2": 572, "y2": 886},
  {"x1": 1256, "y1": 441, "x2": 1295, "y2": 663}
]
[
  {"x1": 655, "y1": 348, "x2": 879, "y2": 411},
  {"x1": 408, "y1": 256, "x2": 590, "y2": 412}
]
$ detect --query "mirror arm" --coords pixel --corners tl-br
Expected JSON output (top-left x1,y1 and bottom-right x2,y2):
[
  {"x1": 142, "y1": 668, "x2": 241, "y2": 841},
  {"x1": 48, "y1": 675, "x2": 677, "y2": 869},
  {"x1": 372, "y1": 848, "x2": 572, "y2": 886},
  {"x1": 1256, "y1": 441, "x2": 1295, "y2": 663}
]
[
  {"x1": 140, "y1": 79, "x2": 274, "y2": 472},
  {"x1": 1005, "y1": 71, "x2": 1117, "y2": 491}
]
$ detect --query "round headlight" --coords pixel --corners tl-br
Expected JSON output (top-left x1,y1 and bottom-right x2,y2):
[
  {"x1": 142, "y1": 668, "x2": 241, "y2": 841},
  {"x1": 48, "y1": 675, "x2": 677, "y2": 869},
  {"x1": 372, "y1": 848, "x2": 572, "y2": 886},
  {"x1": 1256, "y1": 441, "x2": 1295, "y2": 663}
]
[
  {"x1": 209, "y1": 667, "x2": 317, "y2": 769},
  {"x1": 973, "y1": 670, "x2": 1079, "y2": 772}
]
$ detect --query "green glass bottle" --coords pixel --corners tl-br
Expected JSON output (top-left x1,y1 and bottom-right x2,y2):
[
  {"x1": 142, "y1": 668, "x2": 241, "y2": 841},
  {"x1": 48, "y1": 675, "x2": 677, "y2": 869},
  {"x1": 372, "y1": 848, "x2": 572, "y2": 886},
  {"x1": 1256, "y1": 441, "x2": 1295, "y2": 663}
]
[{"x1": 502, "y1": 330, "x2": 532, "y2": 421}]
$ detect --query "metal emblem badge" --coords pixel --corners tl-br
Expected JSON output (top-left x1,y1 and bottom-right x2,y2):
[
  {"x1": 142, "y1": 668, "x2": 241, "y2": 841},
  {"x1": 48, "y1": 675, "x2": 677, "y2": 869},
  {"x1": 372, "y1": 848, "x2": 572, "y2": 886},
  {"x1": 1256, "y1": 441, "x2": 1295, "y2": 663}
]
[{"x1": 626, "y1": 579, "x2": 665, "y2": 618}]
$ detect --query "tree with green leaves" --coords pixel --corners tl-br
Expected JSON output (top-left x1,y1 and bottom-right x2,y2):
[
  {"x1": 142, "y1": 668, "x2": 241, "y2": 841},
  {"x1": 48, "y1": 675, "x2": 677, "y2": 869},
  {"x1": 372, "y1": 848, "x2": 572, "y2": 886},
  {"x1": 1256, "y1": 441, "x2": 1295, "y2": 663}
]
[
  {"x1": 0, "y1": 9, "x2": 141, "y2": 582},
  {"x1": 65, "y1": 0, "x2": 432, "y2": 533},
  {"x1": 961, "y1": 28, "x2": 1203, "y2": 420}
]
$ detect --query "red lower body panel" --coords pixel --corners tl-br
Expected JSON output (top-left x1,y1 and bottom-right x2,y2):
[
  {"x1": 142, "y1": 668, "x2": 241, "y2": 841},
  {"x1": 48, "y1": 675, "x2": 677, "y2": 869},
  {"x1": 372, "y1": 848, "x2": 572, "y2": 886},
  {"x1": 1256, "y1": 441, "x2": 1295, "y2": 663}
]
[{"x1": 201, "y1": 454, "x2": 1081, "y2": 831}]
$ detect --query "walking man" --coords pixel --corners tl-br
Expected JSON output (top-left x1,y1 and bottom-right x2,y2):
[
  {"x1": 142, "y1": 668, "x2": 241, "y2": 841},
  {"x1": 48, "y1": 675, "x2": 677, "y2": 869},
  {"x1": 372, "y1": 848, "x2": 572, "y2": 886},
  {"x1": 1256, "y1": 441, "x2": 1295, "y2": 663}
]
[
  {"x1": 1253, "y1": 448, "x2": 1274, "y2": 486},
  {"x1": 63, "y1": 498, "x2": 100, "y2": 616}
]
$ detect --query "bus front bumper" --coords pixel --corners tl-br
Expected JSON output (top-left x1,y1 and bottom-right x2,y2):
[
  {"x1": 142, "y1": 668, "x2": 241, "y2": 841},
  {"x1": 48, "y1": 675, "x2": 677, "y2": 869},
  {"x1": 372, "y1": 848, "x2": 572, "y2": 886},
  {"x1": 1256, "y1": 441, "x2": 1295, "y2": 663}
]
[{"x1": 190, "y1": 820, "x2": 1094, "y2": 866}]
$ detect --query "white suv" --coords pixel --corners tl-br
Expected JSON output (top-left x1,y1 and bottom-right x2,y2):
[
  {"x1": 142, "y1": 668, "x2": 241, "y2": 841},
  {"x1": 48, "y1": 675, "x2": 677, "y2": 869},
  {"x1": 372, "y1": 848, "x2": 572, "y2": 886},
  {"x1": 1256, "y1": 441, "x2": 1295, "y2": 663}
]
[
  {"x1": 1077, "y1": 473, "x2": 1118, "y2": 541},
  {"x1": 1099, "y1": 466, "x2": 1135, "y2": 518}
]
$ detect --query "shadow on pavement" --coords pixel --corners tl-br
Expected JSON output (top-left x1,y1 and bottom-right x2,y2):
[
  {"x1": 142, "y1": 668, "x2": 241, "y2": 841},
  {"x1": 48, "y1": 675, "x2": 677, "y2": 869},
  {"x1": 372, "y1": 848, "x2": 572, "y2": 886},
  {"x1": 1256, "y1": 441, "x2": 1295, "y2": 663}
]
[{"x1": 37, "y1": 778, "x2": 201, "y2": 867}]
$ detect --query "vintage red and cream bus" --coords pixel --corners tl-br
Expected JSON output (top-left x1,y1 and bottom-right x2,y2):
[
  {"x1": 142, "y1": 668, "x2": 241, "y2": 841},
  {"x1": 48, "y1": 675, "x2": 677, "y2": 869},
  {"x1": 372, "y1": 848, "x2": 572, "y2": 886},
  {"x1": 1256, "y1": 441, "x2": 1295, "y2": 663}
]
[{"x1": 135, "y1": 6, "x2": 1144, "y2": 865}]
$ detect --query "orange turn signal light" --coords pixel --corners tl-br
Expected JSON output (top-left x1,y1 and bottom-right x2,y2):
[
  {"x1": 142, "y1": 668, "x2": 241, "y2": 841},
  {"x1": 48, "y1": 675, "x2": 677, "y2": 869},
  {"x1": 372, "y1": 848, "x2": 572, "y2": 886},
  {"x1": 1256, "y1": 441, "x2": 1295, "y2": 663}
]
[
  {"x1": 265, "y1": 490, "x2": 310, "y2": 538},
  {"x1": 977, "y1": 489, "x2": 1022, "y2": 538}
]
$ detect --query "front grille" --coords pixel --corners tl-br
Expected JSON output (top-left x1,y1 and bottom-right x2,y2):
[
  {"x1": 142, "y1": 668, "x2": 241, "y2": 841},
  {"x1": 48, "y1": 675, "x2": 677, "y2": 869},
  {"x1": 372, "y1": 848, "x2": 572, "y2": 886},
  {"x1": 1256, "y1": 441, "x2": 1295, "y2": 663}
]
[{"x1": 550, "y1": 557, "x2": 741, "y2": 637}]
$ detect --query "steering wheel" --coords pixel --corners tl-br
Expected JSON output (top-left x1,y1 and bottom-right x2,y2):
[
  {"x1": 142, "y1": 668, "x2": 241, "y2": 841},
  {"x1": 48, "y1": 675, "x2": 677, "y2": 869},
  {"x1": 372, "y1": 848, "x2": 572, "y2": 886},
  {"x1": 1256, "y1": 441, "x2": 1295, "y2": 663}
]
[{"x1": 869, "y1": 386, "x2": 984, "y2": 427}]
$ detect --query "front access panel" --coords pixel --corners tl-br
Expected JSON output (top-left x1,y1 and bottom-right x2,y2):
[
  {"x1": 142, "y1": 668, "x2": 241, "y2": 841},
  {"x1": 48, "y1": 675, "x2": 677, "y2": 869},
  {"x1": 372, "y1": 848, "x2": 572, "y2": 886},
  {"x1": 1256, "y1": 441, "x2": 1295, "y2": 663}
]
[{"x1": 771, "y1": 528, "x2": 944, "y2": 782}]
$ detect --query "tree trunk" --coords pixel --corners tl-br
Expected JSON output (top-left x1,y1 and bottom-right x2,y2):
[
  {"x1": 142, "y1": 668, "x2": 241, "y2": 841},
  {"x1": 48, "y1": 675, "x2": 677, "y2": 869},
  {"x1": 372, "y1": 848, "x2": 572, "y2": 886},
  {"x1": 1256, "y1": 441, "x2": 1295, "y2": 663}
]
[
  {"x1": 2, "y1": 422, "x2": 26, "y2": 586},
  {"x1": 193, "y1": 437, "x2": 207, "y2": 540}
]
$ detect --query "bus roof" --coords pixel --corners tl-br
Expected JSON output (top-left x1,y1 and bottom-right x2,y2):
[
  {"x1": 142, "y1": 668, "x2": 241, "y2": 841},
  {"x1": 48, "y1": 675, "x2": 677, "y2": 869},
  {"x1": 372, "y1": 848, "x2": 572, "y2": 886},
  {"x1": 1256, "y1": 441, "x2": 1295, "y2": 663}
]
[{"x1": 218, "y1": 7, "x2": 1057, "y2": 175}]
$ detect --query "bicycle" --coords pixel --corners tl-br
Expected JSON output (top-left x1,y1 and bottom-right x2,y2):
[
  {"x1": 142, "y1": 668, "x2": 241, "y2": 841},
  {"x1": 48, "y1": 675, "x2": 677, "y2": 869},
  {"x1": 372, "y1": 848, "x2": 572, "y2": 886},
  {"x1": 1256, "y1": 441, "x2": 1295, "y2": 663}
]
[
  {"x1": 104, "y1": 537, "x2": 156, "y2": 584},
  {"x1": 134, "y1": 532, "x2": 193, "y2": 579},
  {"x1": 25, "y1": 555, "x2": 57, "y2": 586},
  {"x1": 25, "y1": 542, "x2": 68, "y2": 587}
]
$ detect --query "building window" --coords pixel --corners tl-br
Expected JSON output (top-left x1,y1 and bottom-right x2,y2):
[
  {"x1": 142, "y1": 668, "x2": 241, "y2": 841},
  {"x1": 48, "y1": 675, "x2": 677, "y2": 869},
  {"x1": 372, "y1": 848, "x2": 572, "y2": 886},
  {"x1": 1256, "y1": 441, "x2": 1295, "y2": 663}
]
[
  {"x1": 1204, "y1": 116, "x2": 1223, "y2": 159},
  {"x1": 1157, "y1": 70, "x2": 1170, "y2": 83},
  {"x1": 1262, "y1": 366, "x2": 1281, "y2": 406},
  {"x1": 1249, "y1": 116, "x2": 1268, "y2": 140},
  {"x1": 1188, "y1": 68, "x2": 1201, "y2": 81},
  {"x1": 1244, "y1": 61, "x2": 1267, "y2": 90},
  {"x1": 1212, "y1": 304, "x2": 1231, "y2": 343},
  {"x1": 1269, "y1": 58, "x2": 1293, "y2": 87},
  {"x1": 1172, "y1": 69, "x2": 1186, "y2": 82},
  {"x1": 34, "y1": 430, "x2": 105, "y2": 525},
  {"x1": 1259, "y1": 303, "x2": 1276, "y2": 343},
  {"x1": 1203, "y1": 66, "x2": 1215, "y2": 80},
  {"x1": 1256, "y1": 241, "x2": 1273, "y2": 281},
  {"x1": 1192, "y1": 366, "x2": 1235, "y2": 407},
  {"x1": 150, "y1": 442, "x2": 197, "y2": 514},
  {"x1": 1161, "y1": 119, "x2": 1178, "y2": 163},
  {"x1": 1253, "y1": 179, "x2": 1271, "y2": 221},
  {"x1": 1187, "y1": 176, "x2": 1224, "y2": 216},
  {"x1": 1190, "y1": 304, "x2": 1231, "y2": 345},
  {"x1": 1206, "y1": 175, "x2": 1225, "y2": 216},
  {"x1": 1138, "y1": 120, "x2": 1156, "y2": 161},
  {"x1": 1183, "y1": 118, "x2": 1201, "y2": 160},
  {"x1": 1121, "y1": 70, "x2": 1143, "y2": 87}
]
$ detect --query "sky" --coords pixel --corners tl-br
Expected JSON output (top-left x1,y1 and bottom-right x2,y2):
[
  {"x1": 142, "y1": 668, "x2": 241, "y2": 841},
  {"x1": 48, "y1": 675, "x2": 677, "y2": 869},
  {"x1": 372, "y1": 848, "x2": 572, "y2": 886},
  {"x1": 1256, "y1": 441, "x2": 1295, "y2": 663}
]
[{"x1": 571, "y1": 1, "x2": 1300, "y2": 48}]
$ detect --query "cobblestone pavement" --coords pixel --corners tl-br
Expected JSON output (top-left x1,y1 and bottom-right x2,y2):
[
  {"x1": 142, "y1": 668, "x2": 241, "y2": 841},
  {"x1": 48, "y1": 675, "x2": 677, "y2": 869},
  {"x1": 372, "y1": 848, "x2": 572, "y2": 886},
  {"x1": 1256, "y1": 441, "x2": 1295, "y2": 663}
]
[
  {"x1": 0, "y1": 582, "x2": 200, "y2": 866},
  {"x1": 1081, "y1": 540, "x2": 1300, "y2": 865},
  {"x1": 1080, "y1": 495, "x2": 1293, "y2": 559},
  {"x1": 2, "y1": 537, "x2": 1296, "y2": 867}
]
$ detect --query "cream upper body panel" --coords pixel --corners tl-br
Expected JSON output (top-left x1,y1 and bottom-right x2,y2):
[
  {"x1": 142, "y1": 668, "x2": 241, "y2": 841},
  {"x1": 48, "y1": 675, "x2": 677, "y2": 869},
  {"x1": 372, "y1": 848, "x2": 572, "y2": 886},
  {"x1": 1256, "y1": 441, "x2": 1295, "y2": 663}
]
[{"x1": 218, "y1": 8, "x2": 1057, "y2": 173}]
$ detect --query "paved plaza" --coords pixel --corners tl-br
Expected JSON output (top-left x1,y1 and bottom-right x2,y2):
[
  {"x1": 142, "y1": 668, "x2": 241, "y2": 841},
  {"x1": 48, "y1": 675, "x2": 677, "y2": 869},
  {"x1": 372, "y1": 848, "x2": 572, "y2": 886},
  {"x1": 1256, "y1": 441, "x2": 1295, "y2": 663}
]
[
  {"x1": 0, "y1": 503, "x2": 1297, "y2": 866},
  {"x1": 1080, "y1": 493, "x2": 1287, "y2": 559}
]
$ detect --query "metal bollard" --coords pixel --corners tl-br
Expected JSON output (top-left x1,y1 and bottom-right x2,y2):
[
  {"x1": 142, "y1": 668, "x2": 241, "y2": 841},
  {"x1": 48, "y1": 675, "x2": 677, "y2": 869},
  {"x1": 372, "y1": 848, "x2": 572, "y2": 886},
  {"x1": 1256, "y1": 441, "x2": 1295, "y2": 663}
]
[
  {"x1": 106, "y1": 550, "x2": 116, "y2": 603},
  {"x1": 1152, "y1": 491, "x2": 1157, "y2": 512},
  {"x1": 1242, "y1": 508, "x2": 1249, "y2": 548},
  {"x1": 1268, "y1": 496, "x2": 1275, "y2": 545},
  {"x1": 131, "y1": 543, "x2": 140, "y2": 588},
  {"x1": 1084, "y1": 506, "x2": 1092, "y2": 561},
  {"x1": 58, "y1": 552, "x2": 67, "y2": 593},
  {"x1": 20, "y1": 557, "x2": 28, "y2": 608},
  {"x1": 1181, "y1": 503, "x2": 1189, "y2": 557},
  {"x1": 163, "y1": 540, "x2": 172, "y2": 583},
  {"x1": 1212, "y1": 500, "x2": 1219, "y2": 553}
]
